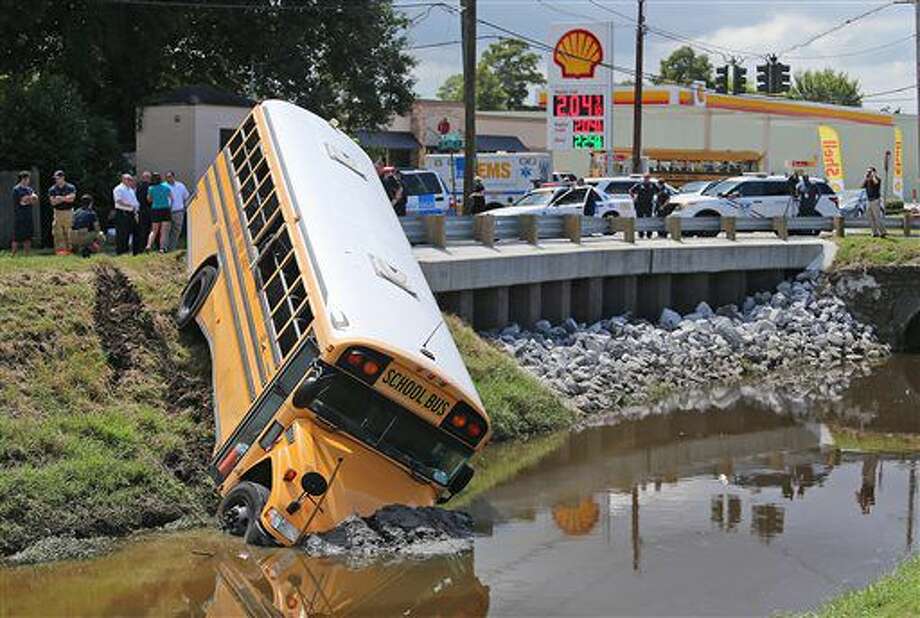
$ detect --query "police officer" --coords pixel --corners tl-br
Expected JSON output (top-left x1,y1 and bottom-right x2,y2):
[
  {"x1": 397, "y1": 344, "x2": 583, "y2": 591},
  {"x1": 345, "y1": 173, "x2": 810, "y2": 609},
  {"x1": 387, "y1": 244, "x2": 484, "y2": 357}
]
[{"x1": 629, "y1": 173, "x2": 658, "y2": 239}]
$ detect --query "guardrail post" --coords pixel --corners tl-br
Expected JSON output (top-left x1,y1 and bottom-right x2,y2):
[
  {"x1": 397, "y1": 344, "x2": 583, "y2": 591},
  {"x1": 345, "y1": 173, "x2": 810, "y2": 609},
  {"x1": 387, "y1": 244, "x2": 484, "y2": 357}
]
[
  {"x1": 833, "y1": 216, "x2": 845, "y2": 238},
  {"x1": 904, "y1": 213, "x2": 913, "y2": 237},
  {"x1": 666, "y1": 216, "x2": 682, "y2": 241},
  {"x1": 721, "y1": 216, "x2": 736, "y2": 241},
  {"x1": 563, "y1": 214, "x2": 582, "y2": 244},
  {"x1": 519, "y1": 215, "x2": 539, "y2": 245},
  {"x1": 474, "y1": 214, "x2": 496, "y2": 247},
  {"x1": 423, "y1": 215, "x2": 447, "y2": 248},
  {"x1": 614, "y1": 217, "x2": 635, "y2": 244},
  {"x1": 772, "y1": 216, "x2": 788, "y2": 240}
]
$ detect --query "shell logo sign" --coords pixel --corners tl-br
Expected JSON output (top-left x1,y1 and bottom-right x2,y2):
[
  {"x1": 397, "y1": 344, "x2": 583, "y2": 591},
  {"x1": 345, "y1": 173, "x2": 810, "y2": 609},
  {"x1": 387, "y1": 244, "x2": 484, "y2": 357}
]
[{"x1": 553, "y1": 29, "x2": 603, "y2": 79}]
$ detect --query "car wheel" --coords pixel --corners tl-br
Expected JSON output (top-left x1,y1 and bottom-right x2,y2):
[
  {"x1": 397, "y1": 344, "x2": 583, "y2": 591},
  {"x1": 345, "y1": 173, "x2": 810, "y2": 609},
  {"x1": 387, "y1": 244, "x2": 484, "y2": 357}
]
[
  {"x1": 176, "y1": 264, "x2": 217, "y2": 330},
  {"x1": 218, "y1": 481, "x2": 277, "y2": 546},
  {"x1": 692, "y1": 210, "x2": 721, "y2": 237}
]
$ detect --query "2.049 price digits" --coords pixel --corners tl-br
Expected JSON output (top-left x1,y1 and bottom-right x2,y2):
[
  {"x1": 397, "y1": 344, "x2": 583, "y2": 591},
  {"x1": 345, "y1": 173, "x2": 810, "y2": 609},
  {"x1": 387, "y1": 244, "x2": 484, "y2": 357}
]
[
  {"x1": 553, "y1": 94, "x2": 604, "y2": 117},
  {"x1": 572, "y1": 134, "x2": 604, "y2": 150}
]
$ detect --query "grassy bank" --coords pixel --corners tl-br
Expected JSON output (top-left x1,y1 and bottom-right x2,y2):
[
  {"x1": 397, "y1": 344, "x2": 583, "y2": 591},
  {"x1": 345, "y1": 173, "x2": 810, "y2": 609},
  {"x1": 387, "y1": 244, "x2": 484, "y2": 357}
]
[
  {"x1": 806, "y1": 556, "x2": 920, "y2": 617},
  {"x1": 833, "y1": 236, "x2": 920, "y2": 268},
  {"x1": 0, "y1": 253, "x2": 214, "y2": 558},
  {"x1": 0, "y1": 255, "x2": 572, "y2": 557},
  {"x1": 446, "y1": 315, "x2": 574, "y2": 441}
]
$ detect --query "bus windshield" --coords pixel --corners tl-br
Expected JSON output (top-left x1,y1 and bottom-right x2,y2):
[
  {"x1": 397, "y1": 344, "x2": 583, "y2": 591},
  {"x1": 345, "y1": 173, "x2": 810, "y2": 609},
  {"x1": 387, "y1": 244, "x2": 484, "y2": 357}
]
[{"x1": 311, "y1": 372, "x2": 473, "y2": 486}]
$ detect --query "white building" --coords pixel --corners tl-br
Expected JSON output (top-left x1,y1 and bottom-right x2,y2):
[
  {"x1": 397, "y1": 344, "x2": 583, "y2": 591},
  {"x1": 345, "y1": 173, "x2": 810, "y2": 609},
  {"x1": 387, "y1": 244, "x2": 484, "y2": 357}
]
[{"x1": 135, "y1": 85, "x2": 254, "y2": 187}]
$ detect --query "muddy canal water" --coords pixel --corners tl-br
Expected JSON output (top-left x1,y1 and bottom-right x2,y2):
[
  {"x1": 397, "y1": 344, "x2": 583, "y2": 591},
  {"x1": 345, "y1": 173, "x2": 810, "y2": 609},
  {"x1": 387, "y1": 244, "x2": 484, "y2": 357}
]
[{"x1": 3, "y1": 357, "x2": 919, "y2": 616}]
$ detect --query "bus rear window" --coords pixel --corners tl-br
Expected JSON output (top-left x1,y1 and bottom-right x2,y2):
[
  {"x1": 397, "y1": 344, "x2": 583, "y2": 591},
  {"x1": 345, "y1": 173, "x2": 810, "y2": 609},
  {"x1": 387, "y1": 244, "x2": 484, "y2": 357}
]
[
  {"x1": 310, "y1": 373, "x2": 472, "y2": 485},
  {"x1": 401, "y1": 172, "x2": 443, "y2": 196}
]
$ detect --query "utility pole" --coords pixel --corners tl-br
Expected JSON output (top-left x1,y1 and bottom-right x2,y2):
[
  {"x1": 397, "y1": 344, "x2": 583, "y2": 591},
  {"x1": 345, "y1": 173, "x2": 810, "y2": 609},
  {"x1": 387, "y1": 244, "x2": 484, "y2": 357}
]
[
  {"x1": 895, "y1": 0, "x2": 920, "y2": 197},
  {"x1": 631, "y1": 0, "x2": 645, "y2": 174},
  {"x1": 461, "y1": 0, "x2": 477, "y2": 215}
]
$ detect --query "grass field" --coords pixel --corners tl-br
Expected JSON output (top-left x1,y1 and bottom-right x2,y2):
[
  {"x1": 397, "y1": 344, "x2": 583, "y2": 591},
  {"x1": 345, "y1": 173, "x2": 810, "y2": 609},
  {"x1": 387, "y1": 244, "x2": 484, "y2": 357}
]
[
  {"x1": 833, "y1": 235, "x2": 920, "y2": 268},
  {"x1": 806, "y1": 556, "x2": 920, "y2": 618},
  {"x1": 0, "y1": 253, "x2": 573, "y2": 557}
]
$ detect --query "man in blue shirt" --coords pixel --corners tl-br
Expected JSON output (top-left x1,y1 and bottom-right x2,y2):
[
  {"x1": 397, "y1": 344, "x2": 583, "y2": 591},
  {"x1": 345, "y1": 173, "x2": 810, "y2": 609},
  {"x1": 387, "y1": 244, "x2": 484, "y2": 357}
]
[
  {"x1": 11, "y1": 171, "x2": 38, "y2": 256},
  {"x1": 48, "y1": 170, "x2": 77, "y2": 254}
]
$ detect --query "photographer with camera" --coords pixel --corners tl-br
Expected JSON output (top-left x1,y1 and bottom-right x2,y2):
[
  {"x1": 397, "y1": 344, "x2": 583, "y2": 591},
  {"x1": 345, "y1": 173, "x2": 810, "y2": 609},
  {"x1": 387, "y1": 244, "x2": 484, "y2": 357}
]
[{"x1": 861, "y1": 167, "x2": 886, "y2": 238}]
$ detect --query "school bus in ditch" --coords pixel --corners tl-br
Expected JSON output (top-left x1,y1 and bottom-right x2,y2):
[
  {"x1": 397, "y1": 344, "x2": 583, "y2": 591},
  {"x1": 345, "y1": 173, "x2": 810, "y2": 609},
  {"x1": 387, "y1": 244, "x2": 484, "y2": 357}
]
[{"x1": 177, "y1": 100, "x2": 491, "y2": 546}]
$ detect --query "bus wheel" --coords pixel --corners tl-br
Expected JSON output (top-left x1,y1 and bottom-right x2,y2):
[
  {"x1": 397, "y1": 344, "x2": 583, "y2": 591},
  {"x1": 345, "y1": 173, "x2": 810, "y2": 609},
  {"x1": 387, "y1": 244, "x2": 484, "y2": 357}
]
[
  {"x1": 176, "y1": 264, "x2": 217, "y2": 330},
  {"x1": 218, "y1": 481, "x2": 277, "y2": 546}
]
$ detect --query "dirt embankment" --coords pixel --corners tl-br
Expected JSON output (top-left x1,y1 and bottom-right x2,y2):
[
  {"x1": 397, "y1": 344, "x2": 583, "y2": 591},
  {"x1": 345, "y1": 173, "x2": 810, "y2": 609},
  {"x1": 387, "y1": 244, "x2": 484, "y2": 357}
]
[{"x1": 0, "y1": 257, "x2": 216, "y2": 562}]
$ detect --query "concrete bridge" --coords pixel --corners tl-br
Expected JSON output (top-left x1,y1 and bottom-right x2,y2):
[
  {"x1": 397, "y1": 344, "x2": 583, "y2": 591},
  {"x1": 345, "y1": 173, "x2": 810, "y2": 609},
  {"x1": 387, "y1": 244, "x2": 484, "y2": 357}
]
[
  {"x1": 830, "y1": 266, "x2": 920, "y2": 351},
  {"x1": 413, "y1": 235, "x2": 829, "y2": 330}
]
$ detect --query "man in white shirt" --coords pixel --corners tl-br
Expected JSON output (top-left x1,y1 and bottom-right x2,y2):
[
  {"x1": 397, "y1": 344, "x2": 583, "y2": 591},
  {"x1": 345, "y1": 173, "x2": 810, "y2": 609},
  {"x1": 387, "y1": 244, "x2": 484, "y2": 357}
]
[
  {"x1": 112, "y1": 174, "x2": 140, "y2": 255},
  {"x1": 165, "y1": 170, "x2": 190, "y2": 251}
]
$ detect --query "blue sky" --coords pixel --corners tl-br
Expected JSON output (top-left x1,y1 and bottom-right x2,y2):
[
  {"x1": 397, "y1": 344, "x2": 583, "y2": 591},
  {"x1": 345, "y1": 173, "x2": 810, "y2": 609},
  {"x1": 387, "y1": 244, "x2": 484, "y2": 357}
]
[{"x1": 400, "y1": 0, "x2": 916, "y2": 112}]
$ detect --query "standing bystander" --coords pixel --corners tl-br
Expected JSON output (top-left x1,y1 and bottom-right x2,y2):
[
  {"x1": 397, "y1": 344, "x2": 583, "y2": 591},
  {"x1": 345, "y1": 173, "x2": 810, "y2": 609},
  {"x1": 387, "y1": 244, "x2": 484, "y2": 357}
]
[
  {"x1": 11, "y1": 171, "x2": 38, "y2": 256},
  {"x1": 654, "y1": 179, "x2": 672, "y2": 237},
  {"x1": 112, "y1": 174, "x2": 140, "y2": 255},
  {"x1": 165, "y1": 171, "x2": 190, "y2": 251},
  {"x1": 134, "y1": 171, "x2": 152, "y2": 255},
  {"x1": 48, "y1": 170, "x2": 77, "y2": 255},
  {"x1": 146, "y1": 172, "x2": 173, "y2": 253},
  {"x1": 630, "y1": 173, "x2": 658, "y2": 239},
  {"x1": 862, "y1": 167, "x2": 886, "y2": 238}
]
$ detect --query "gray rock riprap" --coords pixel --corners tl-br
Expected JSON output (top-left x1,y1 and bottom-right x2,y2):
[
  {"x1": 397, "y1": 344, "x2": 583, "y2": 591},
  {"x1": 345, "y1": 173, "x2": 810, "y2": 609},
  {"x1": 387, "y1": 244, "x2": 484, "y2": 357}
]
[
  {"x1": 491, "y1": 272, "x2": 890, "y2": 415},
  {"x1": 300, "y1": 505, "x2": 474, "y2": 566}
]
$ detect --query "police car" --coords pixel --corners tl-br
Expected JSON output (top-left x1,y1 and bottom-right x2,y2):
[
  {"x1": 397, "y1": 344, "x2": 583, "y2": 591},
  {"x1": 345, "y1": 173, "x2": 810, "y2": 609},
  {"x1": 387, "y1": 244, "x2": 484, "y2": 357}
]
[
  {"x1": 487, "y1": 185, "x2": 632, "y2": 219},
  {"x1": 399, "y1": 169, "x2": 452, "y2": 215},
  {"x1": 668, "y1": 174, "x2": 840, "y2": 219}
]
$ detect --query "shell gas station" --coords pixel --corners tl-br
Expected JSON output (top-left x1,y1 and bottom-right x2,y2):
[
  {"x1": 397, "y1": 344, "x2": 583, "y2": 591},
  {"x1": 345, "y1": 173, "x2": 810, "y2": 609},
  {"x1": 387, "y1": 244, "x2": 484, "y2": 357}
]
[{"x1": 367, "y1": 21, "x2": 917, "y2": 199}]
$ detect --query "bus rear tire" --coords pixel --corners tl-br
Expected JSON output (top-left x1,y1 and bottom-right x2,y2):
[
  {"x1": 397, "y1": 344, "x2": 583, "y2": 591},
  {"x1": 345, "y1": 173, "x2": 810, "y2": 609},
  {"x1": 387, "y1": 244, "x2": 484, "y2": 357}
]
[
  {"x1": 218, "y1": 481, "x2": 277, "y2": 546},
  {"x1": 176, "y1": 264, "x2": 217, "y2": 330}
]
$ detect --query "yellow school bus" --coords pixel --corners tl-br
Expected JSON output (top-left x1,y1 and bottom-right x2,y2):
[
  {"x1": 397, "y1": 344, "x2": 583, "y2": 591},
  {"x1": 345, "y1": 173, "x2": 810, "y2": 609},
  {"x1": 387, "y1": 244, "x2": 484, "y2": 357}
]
[{"x1": 178, "y1": 100, "x2": 491, "y2": 546}]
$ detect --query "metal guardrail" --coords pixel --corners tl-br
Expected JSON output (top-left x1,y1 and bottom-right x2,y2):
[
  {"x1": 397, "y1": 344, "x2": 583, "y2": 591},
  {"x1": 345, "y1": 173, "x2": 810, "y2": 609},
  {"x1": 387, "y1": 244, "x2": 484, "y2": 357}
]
[{"x1": 401, "y1": 214, "x2": 919, "y2": 247}]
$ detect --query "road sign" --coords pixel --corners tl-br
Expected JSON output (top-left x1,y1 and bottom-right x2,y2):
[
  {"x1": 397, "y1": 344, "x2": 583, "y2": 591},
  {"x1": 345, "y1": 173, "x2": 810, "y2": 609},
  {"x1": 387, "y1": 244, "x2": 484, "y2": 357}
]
[{"x1": 438, "y1": 132, "x2": 462, "y2": 152}]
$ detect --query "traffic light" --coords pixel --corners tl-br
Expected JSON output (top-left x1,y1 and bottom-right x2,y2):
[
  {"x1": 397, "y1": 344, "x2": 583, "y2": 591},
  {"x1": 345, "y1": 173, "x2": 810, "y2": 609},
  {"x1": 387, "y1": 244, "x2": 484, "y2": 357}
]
[
  {"x1": 732, "y1": 65, "x2": 747, "y2": 95},
  {"x1": 715, "y1": 65, "x2": 729, "y2": 94},
  {"x1": 756, "y1": 63, "x2": 770, "y2": 94},
  {"x1": 771, "y1": 62, "x2": 791, "y2": 93}
]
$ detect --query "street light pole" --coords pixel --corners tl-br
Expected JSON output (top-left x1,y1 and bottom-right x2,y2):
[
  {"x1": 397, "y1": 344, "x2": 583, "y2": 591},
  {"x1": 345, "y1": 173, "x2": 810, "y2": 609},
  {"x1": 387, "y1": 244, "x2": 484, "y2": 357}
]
[{"x1": 631, "y1": 0, "x2": 646, "y2": 174}]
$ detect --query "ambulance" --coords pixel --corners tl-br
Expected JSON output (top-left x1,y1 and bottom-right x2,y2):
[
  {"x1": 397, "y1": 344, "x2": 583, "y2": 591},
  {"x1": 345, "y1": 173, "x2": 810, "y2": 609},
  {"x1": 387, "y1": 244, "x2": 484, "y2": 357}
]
[{"x1": 424, "y1": 152, "x2": 552, "y2": 210}]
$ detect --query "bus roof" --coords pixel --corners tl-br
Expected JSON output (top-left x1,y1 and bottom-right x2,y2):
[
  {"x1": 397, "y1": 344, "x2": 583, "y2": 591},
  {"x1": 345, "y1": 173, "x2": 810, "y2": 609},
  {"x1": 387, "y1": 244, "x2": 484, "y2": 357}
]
[{"x1": 259, "y1": 101, "x2": 483, "y2": 410}]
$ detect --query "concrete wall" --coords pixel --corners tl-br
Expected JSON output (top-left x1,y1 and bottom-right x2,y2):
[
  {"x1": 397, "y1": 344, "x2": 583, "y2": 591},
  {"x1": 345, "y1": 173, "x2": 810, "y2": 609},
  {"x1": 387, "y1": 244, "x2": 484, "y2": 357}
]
[
  {"x1": 416, "y1": 239, "x2": 824, "y2": 330},
  {"x1": 136, "y1": 104, "x2": 196, "y2": 183}
]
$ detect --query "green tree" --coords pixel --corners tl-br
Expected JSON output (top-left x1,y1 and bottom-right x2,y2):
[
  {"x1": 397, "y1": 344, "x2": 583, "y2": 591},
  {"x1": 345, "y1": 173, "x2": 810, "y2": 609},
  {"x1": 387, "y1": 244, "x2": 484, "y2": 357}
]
[
  {"x1": 0, "y1": 1, "x2": 416, "y2": 145},
  {"x1": 437, "y1": 63, "x2": 509, "y2": 110},
  {"x1": 788, "y1": 69, "x2": 862, "y2": 107},
  {"x1": 437, "y1": 39, "x2": 547, "y2": 110},
  {"x1": 480, "y1": 39, "x2": 546, "y2": 109},
  {"x1": 655, "y1": 46, "x2": 714, "y2": 87},
  {"x1": 0, "y1": 74, "x2": 122, "y2": 212}
]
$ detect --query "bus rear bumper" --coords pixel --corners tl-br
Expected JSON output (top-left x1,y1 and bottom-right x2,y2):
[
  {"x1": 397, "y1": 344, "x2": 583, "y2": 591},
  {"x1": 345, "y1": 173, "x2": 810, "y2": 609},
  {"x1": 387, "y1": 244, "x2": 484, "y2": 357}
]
[{"x1": 258, "y1": 417, "x2": 439, "y2": 546}]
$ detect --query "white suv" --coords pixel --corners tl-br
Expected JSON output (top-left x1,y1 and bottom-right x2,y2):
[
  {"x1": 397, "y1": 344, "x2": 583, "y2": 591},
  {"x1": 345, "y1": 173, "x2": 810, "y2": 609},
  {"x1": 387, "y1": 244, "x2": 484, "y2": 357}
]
[{"x1": 669, "y1": 175, "x2": 840, "y2": 219}]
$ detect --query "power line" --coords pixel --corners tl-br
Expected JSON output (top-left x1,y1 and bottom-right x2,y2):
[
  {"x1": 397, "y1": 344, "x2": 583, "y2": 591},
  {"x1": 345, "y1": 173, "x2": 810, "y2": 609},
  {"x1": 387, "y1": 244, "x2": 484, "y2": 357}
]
[
  {"x1": 100, "y1": 0, "x2": 450, "y2": 9},
  {"x1": 410, "y1": 34, "x2": 504, "y2": 50},
  {"x1": 779, "y1": 2, "x2": 897, "y2": 55},
  {"x1": 784, "y1": 33, "x2": 914, "y2": 59},
  {"x1": 862, "y1": 83, "x2": 917, "y2": 98}
]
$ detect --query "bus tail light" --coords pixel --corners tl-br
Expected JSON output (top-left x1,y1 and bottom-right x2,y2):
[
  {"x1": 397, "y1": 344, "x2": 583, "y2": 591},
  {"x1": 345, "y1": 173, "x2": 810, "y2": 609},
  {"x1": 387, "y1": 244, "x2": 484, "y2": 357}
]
[
  {"x1": 443, "y1": 402, "x2": 487, "y2": 446},
  {"x1": 283, "y1": 469, "x2": 297, "y2": 482},
  {"x1": 337, "y1": 346, "x2": 391, "y2": 384},
  {"x1": 217, "y1": 443, "x2": 248, "y2": 478}
]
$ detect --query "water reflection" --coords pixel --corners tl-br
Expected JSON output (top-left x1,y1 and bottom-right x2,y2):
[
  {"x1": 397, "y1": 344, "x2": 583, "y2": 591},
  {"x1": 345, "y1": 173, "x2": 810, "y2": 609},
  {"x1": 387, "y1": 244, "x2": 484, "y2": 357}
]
[
  {"x1": 1, "y1": 535, "x2": 488, "y2": 617},
  {"x1": 469, "y1": 358, "x2": 920, "y2": 615}
]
